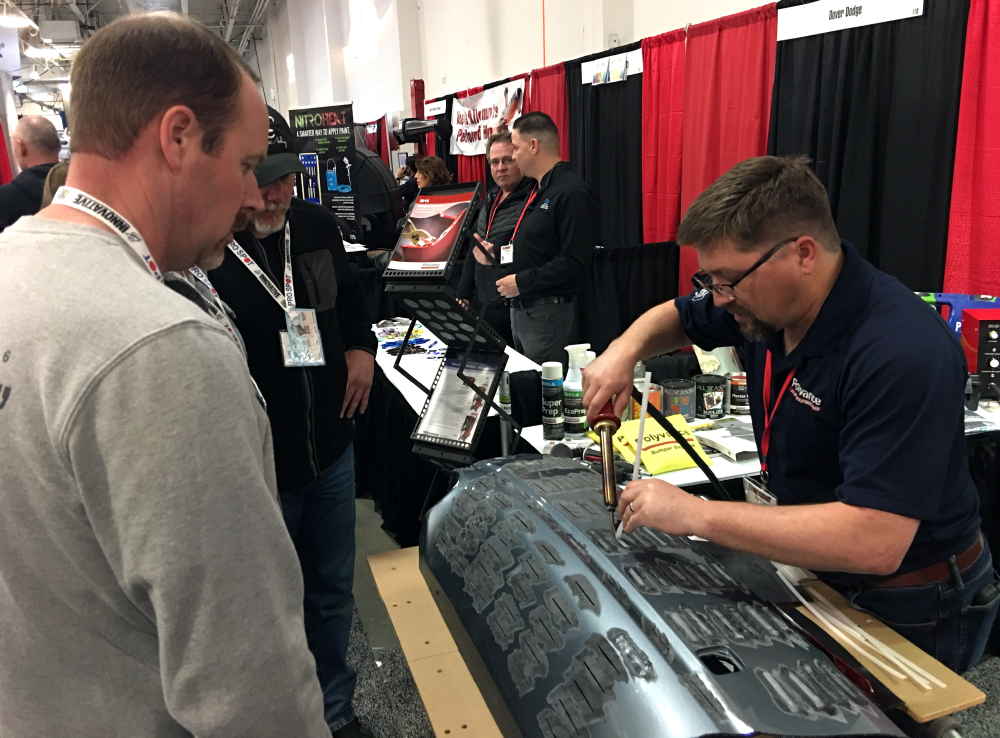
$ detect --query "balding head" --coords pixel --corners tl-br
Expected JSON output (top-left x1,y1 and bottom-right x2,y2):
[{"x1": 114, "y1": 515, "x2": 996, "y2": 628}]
[{"x1": 12, "y1": 116, "x2": 61, "y2": 169}]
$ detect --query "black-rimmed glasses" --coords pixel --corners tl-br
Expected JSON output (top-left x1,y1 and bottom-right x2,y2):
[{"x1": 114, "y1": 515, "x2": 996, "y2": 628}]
[{"x1": 691, "y1": 236, "x2": 800, "y2": 301}]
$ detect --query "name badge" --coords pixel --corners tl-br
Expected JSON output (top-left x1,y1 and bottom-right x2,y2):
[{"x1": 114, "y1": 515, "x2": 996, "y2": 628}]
[
  {"x1": 500, "y1": 243, "x2": 514, "y2": 265},
  {"x1": 280, "y1": 309, "x2": 326, "y2": 367},
  {"x1": 744, "y1": 476, "x2": 777, "y2": 506}
]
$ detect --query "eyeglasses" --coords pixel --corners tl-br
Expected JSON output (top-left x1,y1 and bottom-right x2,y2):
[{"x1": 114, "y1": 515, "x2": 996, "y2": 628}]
[
  {"x1": 489, "y1": 156, "x2": 514, "y2": 168},
  {"x1": 691, "y1": 236, "x2": 800, "y2": 301}
]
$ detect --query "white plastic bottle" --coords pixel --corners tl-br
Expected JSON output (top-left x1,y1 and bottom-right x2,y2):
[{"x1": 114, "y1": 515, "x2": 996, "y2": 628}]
[{"x1": 563, "y1": 343, "x2": 591, "y2": 438}]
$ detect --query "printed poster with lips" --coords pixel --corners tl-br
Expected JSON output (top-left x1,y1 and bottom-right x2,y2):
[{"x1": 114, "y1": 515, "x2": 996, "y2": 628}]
[
  {"x1": 450, "y1": 80, "x2": 525, "y2": 156},
  {"x1": 388, "y1": 190, "x2": 474, "y2": 271}
]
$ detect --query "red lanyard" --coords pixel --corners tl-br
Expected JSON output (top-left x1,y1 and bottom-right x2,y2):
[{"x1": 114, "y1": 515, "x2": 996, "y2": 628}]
[
  {"x1": 485, "y1": 192, "x2": 505, "y2": 237},
  {"x1": 761, "y1": 351, "x2": 796, "y2": 476},
  {"x1": 510, "y1": 187, "x2": 538, "y2": 245}
]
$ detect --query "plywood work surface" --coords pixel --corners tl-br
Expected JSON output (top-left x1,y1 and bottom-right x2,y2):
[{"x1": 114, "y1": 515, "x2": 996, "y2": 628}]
[
  {"x1": 368, "y1": 547, "x2": 503, "y2": 738},
  {"x1": 797, "y1": 579, "x2": 985, "y2": 723}
]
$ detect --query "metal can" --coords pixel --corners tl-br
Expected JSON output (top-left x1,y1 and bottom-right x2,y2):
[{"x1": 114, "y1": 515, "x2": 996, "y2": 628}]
[
  {"x1": 630, "y1": 380, "x2": 663, "y2": 420},
  {"x1": 694, "y1": 374, "x2": 726, "y2": 419},
  {"x1": 725, "y1": 372, "x2": 749, "y2": 415},
  {"x1": 661, "y1": 379, "x2": 696, "y2": 422}
]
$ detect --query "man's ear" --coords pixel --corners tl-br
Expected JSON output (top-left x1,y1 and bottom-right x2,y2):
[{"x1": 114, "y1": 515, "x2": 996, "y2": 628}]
[
  {"x1": 797, "y1": 236, "x2": 822, "y2": 276},
  {"x1": 158, "y1": 105, "x2": 200, "y2": 171}
]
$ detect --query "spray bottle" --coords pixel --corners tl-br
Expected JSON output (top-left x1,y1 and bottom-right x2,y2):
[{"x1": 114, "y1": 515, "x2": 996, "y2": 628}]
[
  {"x1": 563, "y1": 343, "x2": 591, "y2": 437},
  {"x1": 541, "y1": 362, "x2": 565, "y2": 441}
]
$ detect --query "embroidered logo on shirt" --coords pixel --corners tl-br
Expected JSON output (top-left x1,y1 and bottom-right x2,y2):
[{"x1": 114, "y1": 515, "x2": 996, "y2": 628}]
[
  {"x1": 540, "y1": 199, "x2": 550, "y2": 210},
  {"x1": 790, "y1": 377, "x2": 822, "y2": 411},
  {"x1": 692, "y1": 289, "x2": 710, "y2": 301}
]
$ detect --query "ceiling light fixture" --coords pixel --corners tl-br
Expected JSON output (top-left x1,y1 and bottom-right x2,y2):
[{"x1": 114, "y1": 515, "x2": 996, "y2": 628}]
[{"x1": 0, "y1": 4, "x2": 37, "y2": 29}]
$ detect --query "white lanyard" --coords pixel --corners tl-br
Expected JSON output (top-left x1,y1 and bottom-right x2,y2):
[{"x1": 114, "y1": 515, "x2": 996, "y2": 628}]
[
  {"x1": 54, "y1": 186, "x2": 246, "y2": 353},
  {"x1": 53, "y1": 186, "x2": 164, "y2": 282},
  {"x1": 227, "y1": 220, "x2": 298, "y2": 317},
  {"x1": 187, "y1": 266, "x2": 241, "y2": 344}
]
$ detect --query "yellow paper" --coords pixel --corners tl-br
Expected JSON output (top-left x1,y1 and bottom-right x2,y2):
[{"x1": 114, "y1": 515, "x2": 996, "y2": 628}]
[{"x1": 618, "y1": 415, "x2": 713, "y2": 475}]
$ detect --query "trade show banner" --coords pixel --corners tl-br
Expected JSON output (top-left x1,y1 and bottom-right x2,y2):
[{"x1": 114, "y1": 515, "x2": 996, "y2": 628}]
[
  {"x1": 289, "y1": 103, "x2": 356, "y2": 219},
  {"x1": 450, "y1": 80, "x2": 525, "y2": 156}
]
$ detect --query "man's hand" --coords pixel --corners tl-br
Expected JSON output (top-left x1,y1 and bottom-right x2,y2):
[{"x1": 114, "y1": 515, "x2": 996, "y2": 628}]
[
  {"x1": 341, "y1": 349, "x2": 375, "y2": 418},
  {"x1": 457, "y1": 298, "x2": 471, "y2": 310},
  {"x1": 582, "y1": 345, "x2": 637, "y2": 423},
  {"x1": 496, "y1": 274, "x2": 519, "y2": 298},
  {"x1": 618, "y1": 479, "x2": 704, "y2": 535},
  {"x1": 472, "y1": 233, "x2": 494, "y2": 265}
]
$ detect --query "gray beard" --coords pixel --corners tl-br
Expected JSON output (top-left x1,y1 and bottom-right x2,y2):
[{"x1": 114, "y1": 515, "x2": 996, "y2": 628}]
[{"x1": 252, "y1": 218, "x2": 285, "y2": 236}]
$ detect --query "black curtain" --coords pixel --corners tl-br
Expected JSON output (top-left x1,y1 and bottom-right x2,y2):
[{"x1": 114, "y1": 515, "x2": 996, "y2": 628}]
[
  {"x1": 431, "y1": 95, "x2": 458, "y2": 182},
  {"x1": 564, "y1": 42, "x2": 643, "y2": 248},
  {"x1": 572, "y1": 241, "x2": 680, "y2": 353},
  {"x1": 768, "y1": 0, "x2": 969, "y2": 292}
]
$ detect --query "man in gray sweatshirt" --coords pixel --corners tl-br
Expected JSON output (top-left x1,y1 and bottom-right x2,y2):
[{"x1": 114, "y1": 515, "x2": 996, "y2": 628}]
[{"x1": 0, "y1": 14, "x2": 329, "y2": 738}]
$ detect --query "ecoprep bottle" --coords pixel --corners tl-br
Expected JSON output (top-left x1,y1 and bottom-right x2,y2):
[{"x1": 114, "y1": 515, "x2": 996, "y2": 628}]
[{"x1": 563, "y1": 343, "x2": 591, "y2": 437}]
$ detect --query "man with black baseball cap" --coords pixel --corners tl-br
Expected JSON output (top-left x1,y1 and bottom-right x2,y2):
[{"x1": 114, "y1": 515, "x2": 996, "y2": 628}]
[{"x1": 209, "y1": 107, "x2": 376, "y2": 738}]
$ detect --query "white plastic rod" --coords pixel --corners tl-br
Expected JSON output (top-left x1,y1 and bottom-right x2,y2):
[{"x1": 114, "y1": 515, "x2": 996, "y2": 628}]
[
  {"x1": 808, "y1": 589, "x2": 942, "y2": 689},
  {"x1": 776, "y1": 570, "x2": 907, "y2": 681},
  {"x1": 632, "y1": 371, "x2": 653, "y2": 480}
]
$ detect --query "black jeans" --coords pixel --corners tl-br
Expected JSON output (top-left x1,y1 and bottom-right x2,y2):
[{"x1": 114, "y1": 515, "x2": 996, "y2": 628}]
[{"x1": 828, "y1": 542, "x2": 1000, "y2": 673}]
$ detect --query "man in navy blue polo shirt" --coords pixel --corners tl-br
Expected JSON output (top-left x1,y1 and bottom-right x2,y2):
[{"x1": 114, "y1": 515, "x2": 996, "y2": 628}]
[{"x1": 583, "y1": 156, "x2": 999, "y2": 673}]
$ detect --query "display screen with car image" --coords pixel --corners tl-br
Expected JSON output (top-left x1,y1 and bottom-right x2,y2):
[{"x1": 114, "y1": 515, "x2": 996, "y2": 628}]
[{"x1": 387, "y1": 183, "x2": 480, "y2": 274}]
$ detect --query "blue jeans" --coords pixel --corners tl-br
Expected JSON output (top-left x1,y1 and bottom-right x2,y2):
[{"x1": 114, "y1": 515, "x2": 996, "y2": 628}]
[
  {"x1": 829, "y1": 541, "x2": 1000, "y2": 674},
  {"x1": 281, "y1": 445, "x2": 357, "y2": 732}
]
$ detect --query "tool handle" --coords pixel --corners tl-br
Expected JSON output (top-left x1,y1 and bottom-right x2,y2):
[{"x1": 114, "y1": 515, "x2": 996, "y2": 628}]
[{"x1": 591, "y1": 399, "x2": 620, "y2": 431}]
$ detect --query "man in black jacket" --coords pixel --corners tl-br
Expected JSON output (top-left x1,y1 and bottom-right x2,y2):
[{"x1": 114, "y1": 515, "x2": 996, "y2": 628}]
[
  {"x1": 502, "y1": 112, "x2": 596, "y2": 364},
  {"x1": 0, "y1": 116, "x2": 60, "y2": 231},
  {"x1": 208, "y1": 108, "x2": 376, "y2": 738},
  {"x1": 457, "y1": 131, "x2": 534, "y2": 344}
]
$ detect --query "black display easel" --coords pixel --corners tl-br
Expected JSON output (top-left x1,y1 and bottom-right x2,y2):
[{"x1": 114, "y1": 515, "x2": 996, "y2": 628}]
[{"x1": 382, "y1": 181, "x2": 522, "y2": 472}]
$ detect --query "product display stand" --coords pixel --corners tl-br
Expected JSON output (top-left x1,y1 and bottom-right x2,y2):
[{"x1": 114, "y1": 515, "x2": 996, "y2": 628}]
[{"x1": 382, "y1": 181, "x2": 522, "y2": 471}]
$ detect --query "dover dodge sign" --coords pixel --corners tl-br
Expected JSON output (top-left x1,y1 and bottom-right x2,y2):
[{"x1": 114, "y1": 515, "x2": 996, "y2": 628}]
[{"x1": 777, "y1": 0, "x2": 923, "y2": 41}]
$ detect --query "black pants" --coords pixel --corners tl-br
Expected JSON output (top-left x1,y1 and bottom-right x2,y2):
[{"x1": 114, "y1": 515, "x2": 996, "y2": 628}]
[{"x1": 476, "y1": 301, "x2": 513, "y2": 346}]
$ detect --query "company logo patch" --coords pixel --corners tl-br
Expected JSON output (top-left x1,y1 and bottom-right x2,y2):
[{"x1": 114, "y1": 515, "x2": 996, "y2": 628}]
[
  {"x1": 790, "y1": 377, "x2": 822, "y2": 411},
  {"x1": 540, "y1": 198, "x2": 550, "y2": 210},
  {"x1": 692, "y1": 288, "x2": 711, "y2": 301}
]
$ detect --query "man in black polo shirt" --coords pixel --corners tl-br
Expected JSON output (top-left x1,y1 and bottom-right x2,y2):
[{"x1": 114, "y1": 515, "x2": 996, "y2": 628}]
[
  {"x1": 584, "y1": 156, "x2": 999, "y2": 673},
  {"x1": 457, "y1": 130, "x2": 535, "y2": 344},
  {"x1": 208, "y1": 108, "x2": 376, "y2": 738},
  {"x1": 0, "y1": 116, "x2": 61, "y2": 231},
  {"x1": 498, "y1": 112, "x2": 595, "y2": 364}
]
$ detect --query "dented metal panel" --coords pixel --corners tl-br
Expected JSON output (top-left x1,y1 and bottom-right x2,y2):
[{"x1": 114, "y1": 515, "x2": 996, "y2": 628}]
[{"x1": 421, "y1": 457, "x2": 906, "y2": 738}]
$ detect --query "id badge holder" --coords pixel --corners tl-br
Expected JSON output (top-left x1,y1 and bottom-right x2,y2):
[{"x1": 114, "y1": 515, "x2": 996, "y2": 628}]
[
  {"x1": 500, "y1": 243, "x2": 514, "y2": 265},
  {"x1": 280, "y1": 309, "x2": 326, "y2": 367},
  {"x1": 743, "y1": 475, "x2": 777, "y2": 506}
]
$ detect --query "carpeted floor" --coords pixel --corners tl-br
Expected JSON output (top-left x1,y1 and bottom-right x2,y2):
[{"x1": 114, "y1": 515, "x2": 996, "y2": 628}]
[
  {"x1": 348, "y1": 606, "x2": 1000, "y2": 738},
  {"x1": 348, "y1": 606, "x2": 435, "y2": 738},
  {"x1": 956, "y1": 655, "x2": 1000, "y2": 738}
]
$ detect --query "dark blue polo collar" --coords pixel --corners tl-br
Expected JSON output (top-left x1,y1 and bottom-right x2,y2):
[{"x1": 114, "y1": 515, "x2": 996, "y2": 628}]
[{"x1": 768, "y1": 240, "x2": 874, "y2": 372}]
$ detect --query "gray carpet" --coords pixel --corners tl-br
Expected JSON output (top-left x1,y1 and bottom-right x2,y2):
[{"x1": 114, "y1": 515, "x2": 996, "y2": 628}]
[
  {"x1": 956, "y1": 655, "x2": 1000, "y2": 738},
  {"x1": 348, "y1": 606, "x2": 435, "y2": 738},
  {"x1": 349, "y1": 603, "x2": 1000, "y2": 737}
]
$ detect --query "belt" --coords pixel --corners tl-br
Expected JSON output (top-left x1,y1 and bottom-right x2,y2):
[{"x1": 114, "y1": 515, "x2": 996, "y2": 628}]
[
  {"x1": 866, "y1": 533, "x2": 984, "y2": 589},
  {"x1": 509, "y1": 295, "x2": 573, "y2": 310}
]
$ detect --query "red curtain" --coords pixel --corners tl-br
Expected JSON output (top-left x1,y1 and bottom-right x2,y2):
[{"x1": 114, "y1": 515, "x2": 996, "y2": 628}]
[
  {"x1": 944, "y1": 0, "x2": 1000, "y2": 295},
  {"x1": 524, "y1": 63, "x2": 571, "y2": 162},
  {"x1": 456, "y1": 86, "x2": 487, "y2": 188},
  {"x1": 679, "y1": 4, "x2": 778, "y2": 292},
  {"x1": 641, "y1": 29, "x2": 685, "y2": 244},
  {"x1": 0, "y1": 128, "x2": 12, "y2": 185}
]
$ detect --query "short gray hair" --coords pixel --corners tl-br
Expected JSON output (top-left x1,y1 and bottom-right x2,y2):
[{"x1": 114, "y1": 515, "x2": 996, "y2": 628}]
[
  {"x1": 677, "y1": 156, "x2": 840, "y2": 253},
  {"x1": 14, "y1": 116, "x2": 61, "y2": 155}
]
